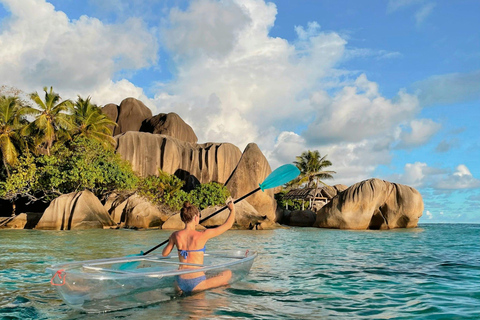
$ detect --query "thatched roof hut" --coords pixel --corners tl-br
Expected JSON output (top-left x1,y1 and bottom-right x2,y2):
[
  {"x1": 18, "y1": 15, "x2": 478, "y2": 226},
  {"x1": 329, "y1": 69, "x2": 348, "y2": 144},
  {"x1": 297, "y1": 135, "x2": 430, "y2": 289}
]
[{"x1": 283, "y1": 185, "x2": 348, "y2": 210}]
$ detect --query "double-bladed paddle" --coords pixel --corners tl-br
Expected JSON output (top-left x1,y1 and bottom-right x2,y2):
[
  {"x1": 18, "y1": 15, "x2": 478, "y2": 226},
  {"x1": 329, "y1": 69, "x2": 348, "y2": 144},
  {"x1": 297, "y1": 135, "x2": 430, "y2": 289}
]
[
  {"x1": 118, "y1": 164, "x2": 299, "y2": 269},
  {"x1": 142, "y1": 163, "x2": 300, "y2": 256}
]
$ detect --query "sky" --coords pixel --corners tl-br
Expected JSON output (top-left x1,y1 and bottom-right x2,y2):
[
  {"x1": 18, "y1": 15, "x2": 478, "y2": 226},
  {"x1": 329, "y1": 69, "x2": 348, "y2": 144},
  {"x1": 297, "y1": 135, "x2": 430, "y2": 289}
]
[{"x1": 0, "y1": 0, "x2": 479, "y2": 223}]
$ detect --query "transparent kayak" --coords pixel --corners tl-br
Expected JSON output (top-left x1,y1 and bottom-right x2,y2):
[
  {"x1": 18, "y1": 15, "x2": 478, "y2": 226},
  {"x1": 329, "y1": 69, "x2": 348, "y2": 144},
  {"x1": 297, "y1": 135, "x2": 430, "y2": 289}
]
[{"x1": 46, "y1": 249, "x2": 256, "y2": 312}]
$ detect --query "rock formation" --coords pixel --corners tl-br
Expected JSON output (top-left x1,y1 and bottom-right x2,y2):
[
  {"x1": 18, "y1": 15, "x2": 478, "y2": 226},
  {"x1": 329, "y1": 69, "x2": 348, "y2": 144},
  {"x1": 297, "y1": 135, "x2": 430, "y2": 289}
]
[
  {"x1": 162, "y1": 201, "x2": 276, "y2": 230},
  {"x1": 333, "y1": 184, "x2": 348, "y2": 193},
  {"x1": 36, "y1": 190, "x2": 115, "y2": 230},
  {"x1": 115, "y1": 131, "x2": 242, "y2": 183},
  {"x1": 104, "y1": 98, "x2": 152, "y2": 135},
  {"x1": 140, "y1": 112, "x2": 198, "y2": 143},
  {"x1": 104, "y1": 193, "x2": 130, "y2": 224},
  {"x1": 122, "y1": 194, "x2": 171, "y2": 229},
  {"x1": 162, "y1": 214, "x2": 206, "y2": 230},
  {"x1": 225, "y1": 143, "x2": 277, "y2": 221},
  {"x1": 101, "y1": 103, "x2": 119, "y2": 135},
  {"x1": 285, "y1": 209, "x2": 316, "y2": 227},
  {"x1": 314, "y1": 178, "x2": 423, "y2": 230},
  {"x1": 200, "y1": 201, "x2": 272, "y2": 229}
]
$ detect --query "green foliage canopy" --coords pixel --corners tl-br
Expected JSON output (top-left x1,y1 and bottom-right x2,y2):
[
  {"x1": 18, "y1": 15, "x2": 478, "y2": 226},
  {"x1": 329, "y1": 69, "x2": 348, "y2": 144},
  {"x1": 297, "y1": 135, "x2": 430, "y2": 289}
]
[{"x1": 0, "y1": 137, "x2": 138, "y2": 202}]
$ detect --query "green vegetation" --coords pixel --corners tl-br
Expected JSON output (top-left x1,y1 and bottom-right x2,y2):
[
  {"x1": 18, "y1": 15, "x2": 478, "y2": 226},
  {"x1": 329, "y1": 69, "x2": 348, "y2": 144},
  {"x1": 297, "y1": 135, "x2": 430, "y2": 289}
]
[
  {"x1": 293, "y1": 150, "x2": 335, "y2": 188},
  {"x1": 138, "y1": 170, "x2": 230, "y2": 211},
  {"x1": 274, "y1": 190, "x2": 303, "y2": 211},
  {"x1": 0, "y1": 137, "x2": 138, "y2": 202},
  {"x1": 274, "y1": 150, "x2": 335, "y2": 210},
  {"x1": 0, "y1": 86, "x2": 229, "y2": 213}
]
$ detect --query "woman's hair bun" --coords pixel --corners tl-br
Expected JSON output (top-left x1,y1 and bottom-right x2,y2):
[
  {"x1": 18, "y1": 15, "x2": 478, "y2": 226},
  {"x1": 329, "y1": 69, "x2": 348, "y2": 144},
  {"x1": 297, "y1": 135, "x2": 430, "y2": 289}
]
[{"x1": 183, "y1": 201, "x2": 191, "y2": 208}]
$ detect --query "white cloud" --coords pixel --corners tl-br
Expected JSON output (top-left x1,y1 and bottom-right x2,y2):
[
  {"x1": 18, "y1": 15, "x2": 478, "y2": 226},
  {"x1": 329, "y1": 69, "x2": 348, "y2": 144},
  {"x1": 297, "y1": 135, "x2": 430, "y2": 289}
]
[
  {"x1": 415, "y1": 2, "x2": 436, "y2": 25},
  {"x1": 396, "y1": 118, "x2": 441, "y2": 149},
  {"x1": 0, "y1": 0, "x2": 461, "y2": 195},
  {"x1": 436, "y1": 165, "x2": 480, "y2": 190},
  {"x1": 0, "y1": 0, "x2": 157, "y2": 102},
  {"x1": 266, "y1": 132, "x2": 306, "y2": 169},
  {"x1": 425, "y1": 210, "x2": 433, "y2": 219},
  {"x1": 303, "y1": 74, "x2": 419, "y2": 145},
  {"x1": 163, "y1": 0, "x2": 250, "y2": 60},
  {"x1": 390, "y1": 163, "x2": 480, "y2": 191},
  {"x1": 156, "y1": 0, "x2": 346, "y2": 149}
]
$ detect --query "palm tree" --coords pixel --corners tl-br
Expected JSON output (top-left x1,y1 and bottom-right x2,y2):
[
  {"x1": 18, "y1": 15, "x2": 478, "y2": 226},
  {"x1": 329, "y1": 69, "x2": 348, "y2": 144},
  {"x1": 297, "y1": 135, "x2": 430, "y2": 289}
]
[
  {"x1": 293, "y1": 150, "x2": 336, "y2": 188},
  {"x1": 28, "y1": 87, "x2": 74, "y2": 155},
  {"x1": 72, "y1": 96, "x2": 117, "y2": 148},
  {"x1": 0, "y1": 96, "x2": 29, "y2": 176}
]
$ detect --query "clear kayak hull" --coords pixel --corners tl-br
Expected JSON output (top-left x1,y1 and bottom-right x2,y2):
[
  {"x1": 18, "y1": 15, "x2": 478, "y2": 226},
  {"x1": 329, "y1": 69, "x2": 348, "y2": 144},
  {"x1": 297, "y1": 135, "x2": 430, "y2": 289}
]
[{"x1": 46, "y1": 250, "x2": 256, "y2": 312}]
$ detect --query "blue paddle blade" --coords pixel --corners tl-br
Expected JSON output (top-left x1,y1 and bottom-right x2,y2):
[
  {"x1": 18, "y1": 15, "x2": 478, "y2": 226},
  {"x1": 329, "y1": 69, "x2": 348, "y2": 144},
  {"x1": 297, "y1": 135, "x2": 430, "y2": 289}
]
[
  {"x1": 259, "y1": 164, "x2": 300, "y2": 191},
  {"x1": 116, "y1": 252, "x2": 144, "y2": 270}
]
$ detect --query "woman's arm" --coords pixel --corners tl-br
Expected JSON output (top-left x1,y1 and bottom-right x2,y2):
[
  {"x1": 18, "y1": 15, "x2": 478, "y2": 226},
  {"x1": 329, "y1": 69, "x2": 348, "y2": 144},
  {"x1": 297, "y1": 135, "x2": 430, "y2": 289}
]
[
  {"x1": 162, "y1": 233, "x2": 176, "y2": 256},
  {"x1": 204, "y1": 201, "x2": 235, "y2": 240}
]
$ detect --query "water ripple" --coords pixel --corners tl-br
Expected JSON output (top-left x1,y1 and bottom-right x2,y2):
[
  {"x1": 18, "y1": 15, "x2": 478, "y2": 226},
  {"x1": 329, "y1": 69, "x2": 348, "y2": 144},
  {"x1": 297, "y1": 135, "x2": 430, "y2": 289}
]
[{"x1": 1, "y1": 225, "x2": 480, "y2": 319}]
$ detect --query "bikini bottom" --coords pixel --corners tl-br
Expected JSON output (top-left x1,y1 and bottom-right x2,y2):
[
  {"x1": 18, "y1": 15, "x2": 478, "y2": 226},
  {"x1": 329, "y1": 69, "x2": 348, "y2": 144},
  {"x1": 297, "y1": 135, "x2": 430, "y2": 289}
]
[{"x1": 176, "y1": 275, "x2": 207, "y2": 293}]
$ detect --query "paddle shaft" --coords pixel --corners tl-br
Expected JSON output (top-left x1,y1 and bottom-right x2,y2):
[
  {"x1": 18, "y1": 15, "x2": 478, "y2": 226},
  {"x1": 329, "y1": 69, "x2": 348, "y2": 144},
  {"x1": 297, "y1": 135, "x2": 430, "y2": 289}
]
[{"x1": 142, "y1": 187, "x2": 261, "y2": 256}]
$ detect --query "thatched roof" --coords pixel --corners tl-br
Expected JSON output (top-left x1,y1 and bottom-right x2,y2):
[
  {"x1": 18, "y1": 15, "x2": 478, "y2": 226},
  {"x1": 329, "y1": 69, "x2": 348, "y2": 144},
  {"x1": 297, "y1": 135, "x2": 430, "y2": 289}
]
[{"x1": 284, "y1": 186, "x2": 339, "y2": 201}]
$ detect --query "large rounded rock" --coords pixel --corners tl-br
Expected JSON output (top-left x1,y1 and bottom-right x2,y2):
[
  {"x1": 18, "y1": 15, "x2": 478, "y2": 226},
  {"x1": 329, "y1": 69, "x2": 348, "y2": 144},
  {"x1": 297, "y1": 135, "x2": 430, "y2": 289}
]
[
  {"x1": 140, "y1": 112, "x2": 198, "y2": 143},
  {"x1": 162, "y1": 214, "x2": 206, "y2": 230},
  {"x1": 114, "y1": 98, "x2": 152, "y2": 135},
  {"x1": 314, "y1": 179, "x2": 423, "y2": 230},
  {"x1": 104, "y1": 193, "x2": 130, "y2": 224},
  {"x1": 200, "y1": 201, "x2": 270, "y2": 229},
  {"x1": 35, "y1": 190, "x2": 115, "y2": 230},
  {"x1": 115, "y1": 131, "x2": 242, "y2": 183},
  {"x1": 225, "y1": 143, "x2": 276, "y2": 221},
  {"x1": 334, "y1": 184, "x2": 348, "y2": 193},
  {"x1": 101, "y1": 103, "x2": 119, "y2": 135},
  {"x1": 123, "y1": 195, "x2": 170, "y2": 229},
  {"x1": 286, "y1": 210, "x2": 316, "y2": 227}
]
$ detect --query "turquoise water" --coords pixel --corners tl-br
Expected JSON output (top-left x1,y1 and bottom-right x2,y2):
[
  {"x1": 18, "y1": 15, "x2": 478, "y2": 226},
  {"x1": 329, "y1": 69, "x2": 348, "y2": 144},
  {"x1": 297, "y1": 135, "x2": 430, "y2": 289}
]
[{"x1": 1, "y1": 224, "x2": 479, "y2": 319}]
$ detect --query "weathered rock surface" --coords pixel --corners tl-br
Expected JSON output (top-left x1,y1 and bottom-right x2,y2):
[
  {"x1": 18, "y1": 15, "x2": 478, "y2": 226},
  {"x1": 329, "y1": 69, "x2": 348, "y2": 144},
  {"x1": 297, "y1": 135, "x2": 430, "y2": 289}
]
[
  {"x1": 104, "y1": 193, "x2": 130, "y2": 224},
  {"x1": 0, "y1": 214, "x2": 26, "y2": 229},
  {"x1": 101, "y1": 103, "x2": 119, "y2": 135},
  {"x1": 162, "y1": 214, "x2": 206, "y2": 230},
  {"x1": 225, "y1": 143, "x2": 276, "y2": 221},
  {"x1": 123, "y1": 194, "x2": 170, "y2": 229},
  {"x1": 333, "y1": 184, "x2": 348, "y2": 193},
  {"x1": 140, "y1": 112, "x2": 198, "y2": 143},
  {"x1": 36, "y1": 190, "x2": 115, "y2": 230},
  {"x1": 162, "y1": 201, "x2": 277, "y2": 230},
  {"x1": 112, "y1": 98, "x2": 152, "y2": 135},
  {"x1": 314, "y1": 179, "x2": 423, "y2": 230},
  {"x1": 285, "y1": 210, "x2": 316, "y2": 227},
  {"x1": 200, "y1": 201, "x2": 272, "y2": 229},
  {"x1": 115, "y1": 131, "x2": 242, "y2": 183}
]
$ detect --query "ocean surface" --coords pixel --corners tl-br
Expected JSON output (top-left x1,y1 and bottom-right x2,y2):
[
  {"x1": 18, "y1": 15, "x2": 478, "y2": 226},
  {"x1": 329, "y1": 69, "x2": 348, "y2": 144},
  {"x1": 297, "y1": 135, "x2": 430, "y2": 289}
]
[{"x1": 1, "y1": 224, "x2": 479, "y2": 319}]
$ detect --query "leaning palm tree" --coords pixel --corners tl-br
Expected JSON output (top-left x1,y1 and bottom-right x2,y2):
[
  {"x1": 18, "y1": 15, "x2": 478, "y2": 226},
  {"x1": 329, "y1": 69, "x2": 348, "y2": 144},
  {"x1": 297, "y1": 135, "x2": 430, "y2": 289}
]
[
  {"x1": 0, "y1": 96, "x2": 29, "y2": 176},
  {"x1": 72, "y1": 96, "x2": 116, "y2": 148},
  {"x1": 293, "y1": 150, "x2": 336, "y2": 188},
  {"x1": 27, "y1": 87, "x2": 74, "y2": 155}
]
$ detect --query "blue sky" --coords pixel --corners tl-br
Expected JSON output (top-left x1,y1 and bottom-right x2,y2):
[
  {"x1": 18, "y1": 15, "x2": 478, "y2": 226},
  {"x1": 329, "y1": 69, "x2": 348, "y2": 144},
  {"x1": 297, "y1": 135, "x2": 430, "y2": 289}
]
[{"x1": 0, "y1": 0, "x2": 479, "y2": 223}]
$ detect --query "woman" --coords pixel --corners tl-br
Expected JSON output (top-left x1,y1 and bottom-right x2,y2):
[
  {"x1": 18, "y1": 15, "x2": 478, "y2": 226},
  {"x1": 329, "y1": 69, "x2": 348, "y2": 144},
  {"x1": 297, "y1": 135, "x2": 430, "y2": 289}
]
[{"x1": 162, "y1": 200, "x2": 235, "y2": 294}]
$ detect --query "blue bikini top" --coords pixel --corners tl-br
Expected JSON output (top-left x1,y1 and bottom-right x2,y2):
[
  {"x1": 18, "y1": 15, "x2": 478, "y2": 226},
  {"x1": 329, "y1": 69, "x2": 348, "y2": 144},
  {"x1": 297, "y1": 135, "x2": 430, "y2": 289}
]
[{"x1": 178, "y1": 246, "x2": 206, "y2": 259}]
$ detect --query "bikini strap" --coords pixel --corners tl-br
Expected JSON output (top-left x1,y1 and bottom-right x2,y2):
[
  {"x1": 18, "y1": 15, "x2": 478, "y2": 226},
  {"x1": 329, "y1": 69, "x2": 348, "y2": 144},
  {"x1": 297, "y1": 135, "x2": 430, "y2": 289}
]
[{"x1": 178, "y1": 246, "x2": 206, "y2": 259}]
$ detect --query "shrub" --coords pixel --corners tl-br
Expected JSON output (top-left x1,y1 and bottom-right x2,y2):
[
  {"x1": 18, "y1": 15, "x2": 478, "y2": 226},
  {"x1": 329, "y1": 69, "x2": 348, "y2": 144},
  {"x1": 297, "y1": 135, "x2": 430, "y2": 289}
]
[
  {"x1": 0, "y1": 137, "x2": 138, "y2": 202},
  {"x1": 137, "y1": 172, "x2": 230, "y2": 212},
  {"x1": 275, "y1": 190, "x2": 303, "y2": 211}
]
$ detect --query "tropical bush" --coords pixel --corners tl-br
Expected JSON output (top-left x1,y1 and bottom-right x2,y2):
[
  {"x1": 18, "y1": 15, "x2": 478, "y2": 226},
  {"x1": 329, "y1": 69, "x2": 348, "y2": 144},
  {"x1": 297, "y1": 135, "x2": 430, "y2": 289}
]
[
  {"x1": 188, "y1": 182, "x2": 230, "y2": 211},
  {"x1": 0, "y1": 137, "x2": 138, "y2": 202},
  {"x1": 274, "y1": 190, "x2": 303, "y2": 211},
  {"x1": 138, "y1": 170, "x2": 230, "y2": 212},
  {"x1": 0, "y1": 86, "x2": 231, "y2": 214}
]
